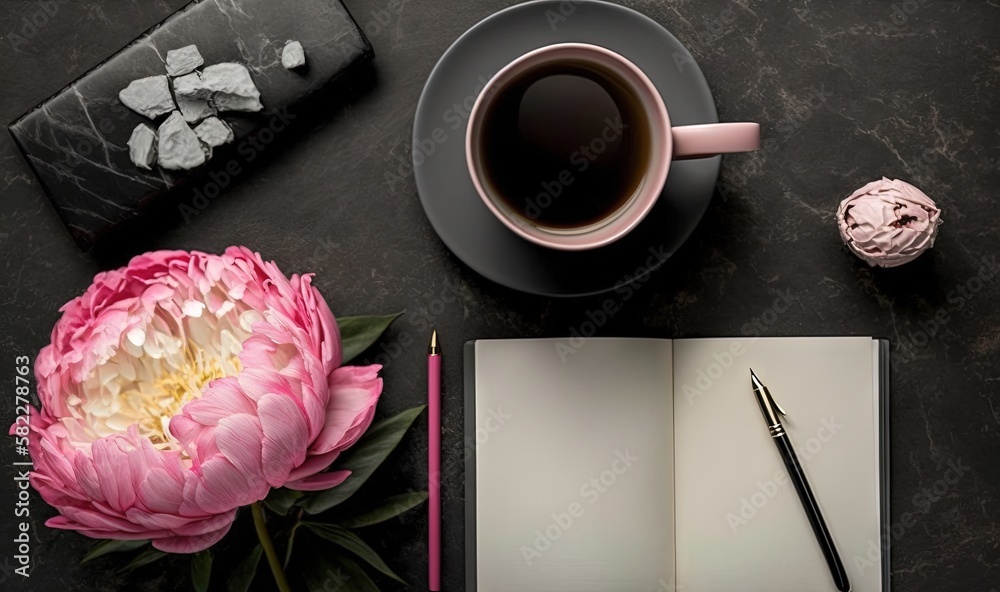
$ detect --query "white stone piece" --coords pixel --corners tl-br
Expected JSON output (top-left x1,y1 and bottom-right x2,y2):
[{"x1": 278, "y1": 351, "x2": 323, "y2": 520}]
[
  {"x1": 173, "y1": 72, "x2": 212, "y2": 100},
  {"x1": 157, "y1": 112, "x2": 206, "y2": 170},
  {"x1": 282, "y1": 41, "x2": 306, "y2": 69},
  {"x1": 127, "y1": 123, "x2": 157, "y2": 169},
  {"x1": 119, "y1": 75, "x2": 175, "y2": 119},
  {"x1": 166, "y1": 45, "x2": 204, "y2": 77},
  {"x1": 177, "y1": 96, "x2": 216, "y2": 124},
  {"x1": 201, "y1": 63, "x2": 263, "y2": 112},
  {"x1": 195, "y1": 117, "x2": 234, "y2": 147}
]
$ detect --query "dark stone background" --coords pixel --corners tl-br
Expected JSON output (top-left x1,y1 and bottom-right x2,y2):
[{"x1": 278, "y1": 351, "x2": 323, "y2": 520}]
[{"x1": 1, "y1": 0, "x2": 997, "y2": 590}]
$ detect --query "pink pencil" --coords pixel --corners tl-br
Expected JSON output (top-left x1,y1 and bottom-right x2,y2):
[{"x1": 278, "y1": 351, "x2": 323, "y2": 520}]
[{"x1": 428, "y1": 330, "x2": 441, "y2": 591}]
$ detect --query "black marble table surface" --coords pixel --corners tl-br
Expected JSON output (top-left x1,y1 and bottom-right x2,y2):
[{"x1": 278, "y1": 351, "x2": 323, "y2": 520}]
[{"x1": 1, "y1": 1, "x2": 998, "y2": 591}]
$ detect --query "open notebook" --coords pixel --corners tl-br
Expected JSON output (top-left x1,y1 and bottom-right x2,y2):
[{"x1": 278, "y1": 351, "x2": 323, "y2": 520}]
[{"x1": 464, "y1": 337, "x2": 890, "y2": 592}]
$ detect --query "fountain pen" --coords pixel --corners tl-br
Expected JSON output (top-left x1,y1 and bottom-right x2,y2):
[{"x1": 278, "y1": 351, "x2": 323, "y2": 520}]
[{"x1": 750, "y1": 369, "x2": 851, "y2": 592}]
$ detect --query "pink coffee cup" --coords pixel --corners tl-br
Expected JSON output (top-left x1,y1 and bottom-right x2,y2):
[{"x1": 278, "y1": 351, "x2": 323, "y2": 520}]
[{"x1": 465, "y1": 43, "x2": 759, "y2": 251}]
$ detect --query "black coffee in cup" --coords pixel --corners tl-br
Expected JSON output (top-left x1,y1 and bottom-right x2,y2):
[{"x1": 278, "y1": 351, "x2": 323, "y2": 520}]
[{"x1": 478, "y1": 59, "x2": 651, "y2": 229}]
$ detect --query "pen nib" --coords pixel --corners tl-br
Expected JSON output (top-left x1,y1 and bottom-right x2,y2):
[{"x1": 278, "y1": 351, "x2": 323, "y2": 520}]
[
  {"x1": 749, "y1": 368, "x2": 787, "y2": 416},
  {"x1": 428, "y1": 330, "x2": 440, "y2": 355}
]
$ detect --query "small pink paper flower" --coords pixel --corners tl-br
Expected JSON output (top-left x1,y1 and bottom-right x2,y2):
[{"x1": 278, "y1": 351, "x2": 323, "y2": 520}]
[
  {"x1": 837, "y1": 177, "x2": 942, "y2": 268},
  {"x1": 13, "y1": 247, "x2": 381, "y2": 553}
]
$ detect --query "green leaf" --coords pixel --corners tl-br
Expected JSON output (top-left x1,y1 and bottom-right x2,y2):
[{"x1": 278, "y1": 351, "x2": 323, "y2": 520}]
[
  {"x1": 303, "y1": 554, "x2": 379, "y2": 592},
  {"x1": 263, "y1": 487, "x2": 303, "y2": 516},
  {"x1": 284, "y1": 521, "x2": 301, "y2": 569},
  {"x1": 191, "y1": 550, "x2": 212, "y2": 592},
  {"x1": 338, "y1": 492, "x2": 429, "y2": 528},
  {"x1": 117, "y1": 548, "x2": 167, "y2": 574},
  {"x1": 304, "y1": 523, "x2": 406, "y2": 586},
  {"x1": 299, "y1": 405, "x2": 426, "y2": 514},
  {"x1": 338, "y1": 313, "x2": 403, "y2": 363},
  {"x1": 226, "y1": 544, "x2": 262, "y2": 592},
  {"x1": 81, "y1": 539, "x2": 148, "y2": 564}
]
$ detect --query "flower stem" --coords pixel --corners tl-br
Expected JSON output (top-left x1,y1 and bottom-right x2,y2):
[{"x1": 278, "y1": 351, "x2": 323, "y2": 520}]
[{"x1": 251, "y1": 502, "x2": 292, "y2": 592}]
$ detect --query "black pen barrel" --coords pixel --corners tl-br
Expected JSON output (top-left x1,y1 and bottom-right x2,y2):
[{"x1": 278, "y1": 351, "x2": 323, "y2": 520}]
[{"x1": 773, "y1": 433, "x2": 851, "y2": 592}]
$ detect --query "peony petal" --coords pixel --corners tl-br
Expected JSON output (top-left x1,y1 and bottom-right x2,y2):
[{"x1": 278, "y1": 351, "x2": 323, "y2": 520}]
[
  {"x1": 309, "y1": 365, "x2": 382, "y2": 455},
  {"x1": 59, "y1": 506, "x2": 151, "y2": 533},
  {"x1": 153, "y1": 521, "x2": 233, "y2": 553},
  {"x1": 170, "y1": 507, "x2": 237, "y2": 536},
  {"x1": 192, "y1": 457, "x2": 255, "y2": 514},
  {"x1": 125, "y1": 508, "x2": 200, "y2": 531},
  {"x1": 214, "y1": 414, "x2": 264, "y2": 480},
  {"x1": 38, "y1": 438, "x2": 85, "y2": 498},
  {"x1": 48, "y1": 517, "x2": 167, "y2": 540},
  {"x1": 284, "y1": 469, "x2": 351, "y2": 491},
  {"x1": 257, "y1": 393, "x2": 309, "y2": 487},
  {"x1": 285, "y1": 448, "x2": 340, "y2": 483},
  {"x1": 166, "y1": 415, "x2": 203, "y2": 449},
  {"x1": 137, "y1": 468, "x2": 185, "y2": 515},
  {"x1": 73, "y1": 453, "x2": 105, "y2": 501},
  {"x1": 90, "y1": 437, "x2": 137, "y2": 512},
  {"x1": 181, "y1": 377, "x2": 257, "y2": 426}
]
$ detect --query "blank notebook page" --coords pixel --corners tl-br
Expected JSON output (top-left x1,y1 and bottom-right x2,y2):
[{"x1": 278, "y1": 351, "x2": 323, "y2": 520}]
[
  {"x1": 473, "y1": 338, "x2": 675, "y2": 592},
  {"x1": 672, "y1": 337, "x2": 882, "y2": 592}
]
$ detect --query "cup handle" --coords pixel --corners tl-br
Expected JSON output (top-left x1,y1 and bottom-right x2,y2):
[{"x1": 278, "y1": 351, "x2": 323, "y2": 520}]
[{"x1": 671, "y1": 122, "x2": 760, "y2": 160}]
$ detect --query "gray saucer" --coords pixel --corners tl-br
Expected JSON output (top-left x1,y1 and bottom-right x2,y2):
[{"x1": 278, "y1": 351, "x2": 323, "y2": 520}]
[{"x1": 413, "y1": 0, "x2": 721, "y2": 297}]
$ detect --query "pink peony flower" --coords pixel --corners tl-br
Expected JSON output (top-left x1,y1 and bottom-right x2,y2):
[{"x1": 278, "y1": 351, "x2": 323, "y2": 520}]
[
  {"x1": 13, "y1": 247, "x2": 381, "y2": 553},
  {"x1": 837, "y1": 177, "x2": 942, "y2": 268}
]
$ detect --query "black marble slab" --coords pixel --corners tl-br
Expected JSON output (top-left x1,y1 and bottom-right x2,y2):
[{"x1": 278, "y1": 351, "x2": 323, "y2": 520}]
[{"x1": 9, "y1": 0, "x2": 374, "y2": 249}]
